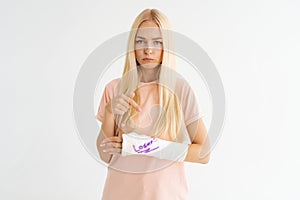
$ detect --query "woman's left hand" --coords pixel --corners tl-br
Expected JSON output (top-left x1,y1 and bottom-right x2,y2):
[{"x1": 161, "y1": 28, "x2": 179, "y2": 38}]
[{"x1": 100, "y1": 134, "x2": 123, "y2": 156}]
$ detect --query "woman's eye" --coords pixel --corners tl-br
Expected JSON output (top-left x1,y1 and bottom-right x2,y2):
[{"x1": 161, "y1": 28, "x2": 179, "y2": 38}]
[
  {"x1": 135, "y1": 40, "x2": 145, "y2": 44},
  {"x1": 154, "y1": 41, "x2": 163, "y2": 45}
]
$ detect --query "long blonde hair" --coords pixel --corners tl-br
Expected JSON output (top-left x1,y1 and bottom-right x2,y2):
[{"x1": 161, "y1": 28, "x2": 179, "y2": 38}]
[{"x1": 116, "y1": 9, "x2": 184, "y2": 142}]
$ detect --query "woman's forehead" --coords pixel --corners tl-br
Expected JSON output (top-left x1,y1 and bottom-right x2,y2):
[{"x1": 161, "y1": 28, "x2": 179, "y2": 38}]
[{"x1": 136, "y1": 27, "x2": 162, "y2": 39}]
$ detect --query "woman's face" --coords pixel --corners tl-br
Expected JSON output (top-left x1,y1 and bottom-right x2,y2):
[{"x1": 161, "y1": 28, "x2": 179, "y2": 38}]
[{"x1": 134, "y1": 21, "x2": 163, "y2": 69}]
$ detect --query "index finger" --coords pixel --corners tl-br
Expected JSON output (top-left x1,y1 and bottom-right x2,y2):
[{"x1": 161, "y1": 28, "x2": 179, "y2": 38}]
[{"x1": 122, "y1": 94, "x2": 142, "y2": 112}]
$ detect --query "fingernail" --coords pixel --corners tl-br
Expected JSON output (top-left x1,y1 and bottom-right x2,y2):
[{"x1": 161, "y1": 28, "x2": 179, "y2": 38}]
[
  {"x1": 121, "y1": 123, "x2": 125, "y2": 127},
  {"x1": 102, "y1": 149, "x2": 107, "y2": 152},
  {"x1": 100, "y1": 144, "x2": 105, "y2": 147},
  {"x1": 139, "y1": 107, "x2": 142, "y2": 112}
]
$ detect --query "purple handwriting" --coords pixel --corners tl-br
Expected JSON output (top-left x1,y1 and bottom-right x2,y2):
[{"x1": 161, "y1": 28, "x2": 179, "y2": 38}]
[{"x1": 132, "y1": 138, "x2": 159, "y2": 153}]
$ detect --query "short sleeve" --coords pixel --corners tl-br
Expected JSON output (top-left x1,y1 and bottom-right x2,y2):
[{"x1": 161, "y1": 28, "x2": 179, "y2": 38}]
[
  {"x1": 96, "y1": 78, "x2": 120, "y2": 122},
  {"x1": 96, "y1": 86, "x2": 110, "y2": 123},
  {"x1": 180, "y1": 80, "x2": 205, "y2": 126}
]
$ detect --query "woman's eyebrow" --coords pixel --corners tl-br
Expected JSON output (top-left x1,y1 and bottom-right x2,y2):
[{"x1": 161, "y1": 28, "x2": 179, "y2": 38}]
[{"x1": 136, "y1": 36, "x2": 162, "y2": 40}]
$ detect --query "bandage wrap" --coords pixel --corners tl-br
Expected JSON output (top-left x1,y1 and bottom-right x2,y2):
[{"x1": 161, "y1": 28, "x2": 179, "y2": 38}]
[{"x1": 121, "y1": 132, "x2": 188, "y2": 162}]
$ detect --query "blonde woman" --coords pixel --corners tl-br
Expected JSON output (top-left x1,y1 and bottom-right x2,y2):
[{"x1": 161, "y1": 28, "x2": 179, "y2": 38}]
[{"x1": 96, "y1": 8, "x2": 210, "y2": 200}]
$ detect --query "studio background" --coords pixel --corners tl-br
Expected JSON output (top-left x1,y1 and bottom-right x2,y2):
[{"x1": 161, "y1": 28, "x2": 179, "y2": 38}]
[{"x1": 1, "y1": 0, "x2": 298, "y2": 199}]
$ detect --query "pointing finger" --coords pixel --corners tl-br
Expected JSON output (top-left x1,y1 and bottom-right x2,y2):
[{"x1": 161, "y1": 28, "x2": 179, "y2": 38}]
[
  {"x1": 122, "y1": 93, "x2": 142, "y2": 112},
  {"x1": 129, "y1": 98, "x2": 142, "y2": 112}
]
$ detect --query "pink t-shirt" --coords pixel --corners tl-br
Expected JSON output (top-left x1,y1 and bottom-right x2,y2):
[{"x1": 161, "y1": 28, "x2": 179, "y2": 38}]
[{"x1": 96, "y1": 76, "x2": 204, "y2": 200}]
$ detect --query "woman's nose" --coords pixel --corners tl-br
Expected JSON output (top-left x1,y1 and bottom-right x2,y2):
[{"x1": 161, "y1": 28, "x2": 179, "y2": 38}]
[{"x1": 144, "y1": 47, "x2": 153, "y2": 54}]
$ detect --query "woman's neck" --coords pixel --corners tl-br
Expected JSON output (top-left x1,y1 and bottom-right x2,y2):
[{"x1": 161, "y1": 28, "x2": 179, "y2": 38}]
[{"x1": 138, "y1": 65, "x2": 160, "y2": 83}]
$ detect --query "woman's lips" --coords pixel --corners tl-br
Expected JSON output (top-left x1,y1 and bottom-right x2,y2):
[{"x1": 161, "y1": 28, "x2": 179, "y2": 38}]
[{"x1": 143, "y1": 58, "x2": 154, "y2": 62}]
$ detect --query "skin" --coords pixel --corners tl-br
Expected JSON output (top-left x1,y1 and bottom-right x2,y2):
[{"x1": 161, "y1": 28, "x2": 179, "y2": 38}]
[
  {"x1": 134, "y1": 21, "x2": 163, "y2": 82},
  {"x1": 96, "y1": 20, "x2": 210, "y2": 164}
]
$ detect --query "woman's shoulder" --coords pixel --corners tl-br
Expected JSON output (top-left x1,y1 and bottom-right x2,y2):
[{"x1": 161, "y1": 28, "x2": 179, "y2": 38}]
[
  {"x1": 100, "y1": 78, "x2": 122, "y2": 99},
  {"x1": 176, "y1": 74, "x2": 188, "y2": 85},
  {"x1": 175, "y1": 74, "x2": 192, "y2": 93},
  {"x1": 104, "y1": 77, "x2": 121, "y2": 91}
]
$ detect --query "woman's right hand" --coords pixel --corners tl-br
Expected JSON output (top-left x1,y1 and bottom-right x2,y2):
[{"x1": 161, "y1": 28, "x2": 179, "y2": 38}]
[
  {"x1": 105, "y1": 92, "x2": 142, "y2": 131},
  {"x1": 106, "y1": 92, "x2": 142, "y2": 114}
]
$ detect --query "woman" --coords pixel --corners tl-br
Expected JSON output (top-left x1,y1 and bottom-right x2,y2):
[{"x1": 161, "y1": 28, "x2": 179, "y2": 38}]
[{"x1": 96, "y1": 8, "x2": 210, "y2": 200}]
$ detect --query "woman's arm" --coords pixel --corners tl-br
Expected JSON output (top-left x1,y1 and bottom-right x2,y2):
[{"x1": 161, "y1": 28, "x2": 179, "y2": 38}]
[
  {"x1": 96, "y1": 92, "x2": 142, "y2": 163},
  {"x1": 184, "y1": 118, "x2": 210, "y2": 164},
  {"x1": 96, "y1": 102, "x2": 115, "y2": 164}
]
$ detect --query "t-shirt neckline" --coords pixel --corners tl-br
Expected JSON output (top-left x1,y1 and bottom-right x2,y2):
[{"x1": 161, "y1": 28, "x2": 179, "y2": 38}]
[{"x1": 139, "y1": 80, "x2": 159, "y2": 85}]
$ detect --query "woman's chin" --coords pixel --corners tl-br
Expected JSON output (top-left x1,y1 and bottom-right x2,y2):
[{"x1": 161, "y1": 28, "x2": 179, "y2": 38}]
[{"x1": 140, "y1": 63, "x2": 160, "y2": 69}]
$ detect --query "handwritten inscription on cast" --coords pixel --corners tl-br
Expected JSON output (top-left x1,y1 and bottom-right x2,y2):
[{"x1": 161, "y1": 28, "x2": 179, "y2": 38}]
[{"x1": 132, "y1": 138, "x2": 159, "y2": 153}]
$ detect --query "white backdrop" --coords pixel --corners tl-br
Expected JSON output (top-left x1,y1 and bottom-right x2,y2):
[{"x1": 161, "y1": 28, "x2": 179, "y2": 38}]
[{"x1": 1, "y1": 0, "x2": 299, "y2": 199}]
